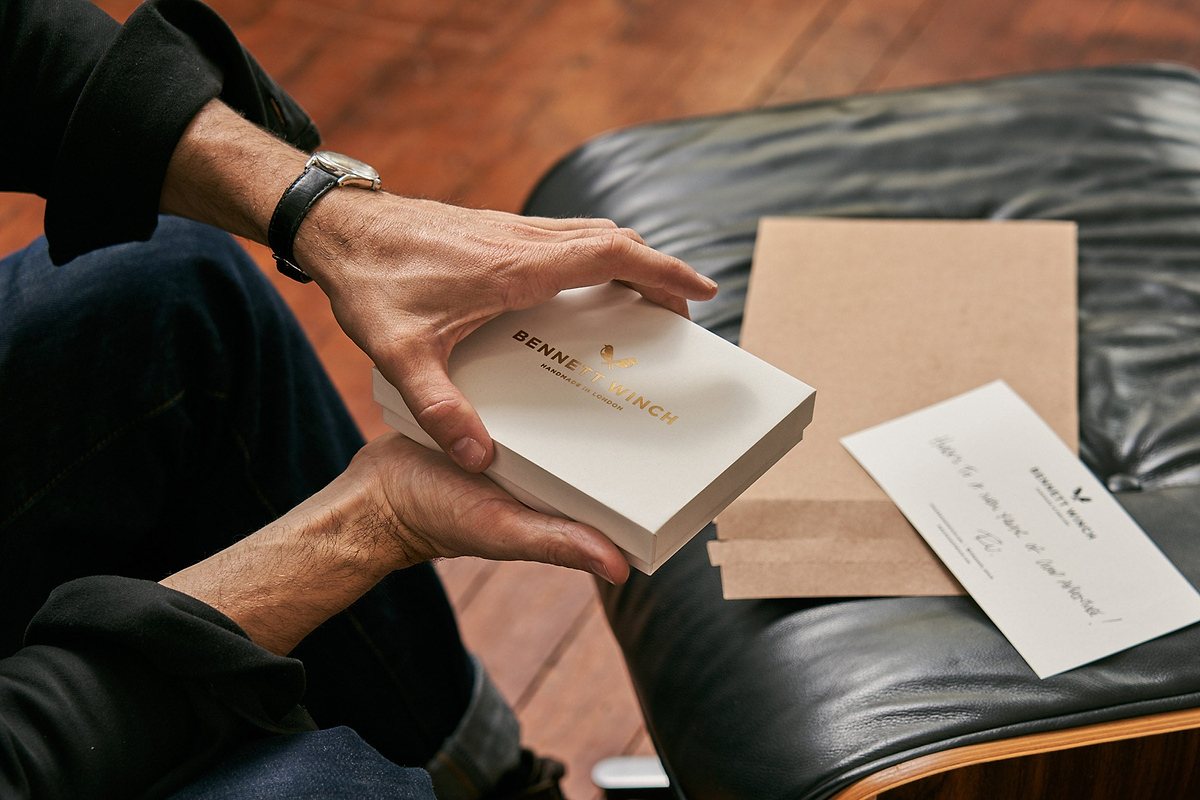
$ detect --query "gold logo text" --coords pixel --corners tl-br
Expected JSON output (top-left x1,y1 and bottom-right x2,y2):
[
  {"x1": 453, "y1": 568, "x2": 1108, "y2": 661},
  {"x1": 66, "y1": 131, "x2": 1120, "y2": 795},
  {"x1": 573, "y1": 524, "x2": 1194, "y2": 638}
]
[{"x1": 513, "y1": 330, "x2": 679, "y2": 425}]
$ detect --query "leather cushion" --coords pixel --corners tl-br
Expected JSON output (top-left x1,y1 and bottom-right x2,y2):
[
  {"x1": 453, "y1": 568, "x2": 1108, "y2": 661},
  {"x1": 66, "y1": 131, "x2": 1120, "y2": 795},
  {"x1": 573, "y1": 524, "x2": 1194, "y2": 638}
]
[{"x1": 524, "y1": 64, "x2": 1200, "y2": 800}]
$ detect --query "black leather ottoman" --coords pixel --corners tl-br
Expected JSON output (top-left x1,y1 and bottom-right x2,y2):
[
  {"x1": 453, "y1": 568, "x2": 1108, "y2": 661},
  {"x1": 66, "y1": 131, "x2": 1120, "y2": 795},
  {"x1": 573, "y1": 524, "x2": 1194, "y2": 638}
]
[{"x1": 523, "y1": 64, "x2": 1200, "y2": 800}]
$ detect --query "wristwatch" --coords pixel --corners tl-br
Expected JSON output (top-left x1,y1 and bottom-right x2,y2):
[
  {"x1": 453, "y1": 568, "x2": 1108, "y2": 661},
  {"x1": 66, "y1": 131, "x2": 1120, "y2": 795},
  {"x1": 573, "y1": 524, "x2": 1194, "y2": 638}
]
[{"x1": 268, "y1": 151, "x2": 382, "y2": 283}]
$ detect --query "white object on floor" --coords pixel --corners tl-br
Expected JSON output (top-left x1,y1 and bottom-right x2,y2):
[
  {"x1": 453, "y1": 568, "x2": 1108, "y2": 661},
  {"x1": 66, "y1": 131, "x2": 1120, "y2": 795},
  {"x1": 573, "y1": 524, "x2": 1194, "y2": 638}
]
[{"x1": 591, "y1": 755, "x2": 670, "y2": 790}]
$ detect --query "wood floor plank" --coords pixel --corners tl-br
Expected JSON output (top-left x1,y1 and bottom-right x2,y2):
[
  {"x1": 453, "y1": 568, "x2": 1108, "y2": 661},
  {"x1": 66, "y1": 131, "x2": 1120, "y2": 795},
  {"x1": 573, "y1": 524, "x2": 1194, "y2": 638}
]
[
  {"x1": 98, "y1": 0, "x2": 141, "y2": 22},
  {"x1": 461, "y1": 0, "x2": 849, "y2": 211},
  {"x1": 194, "y1": 0, "x2": 276, "y2": 30},
  {"x1": 395, "y1": 0, "x2": 698, "y2": 206},
  {"x1": 467, "y1": 0, "x2": 843, "y2": 211},
  {"x1": 1083, "y1": 0, "x2": 1200, "y2": 65},
  {"x1": 760, "y1": 0, "x2": 934, "y2": 106},
  {"x1": 434, "y1": 556, "x2": 501, "y2": 613},
  {"x1": 314, "y1": 0, "x2": 615, "y2": 202},
  {"x1": 625, "y1": 727, "x2": 658, "y2": 757},
  {"x1": 0, "y1": 196, "x2": 44, "y2": 258},
  {"x1": 452, "y1": 560, "x2": 599, "y2": 706},
  {"x1": 869, "y1": 0, "x2": 1043, "y2": 90},
  {"x1": 238, "y1": 8, "x2": 421, "y2": 131},
  {"x1": 230, "y1": 6, "x2": 340, "y2": 97},
  {"x1": 516, "y1": 602, "x2": 649, "y2": 800},
  {"x1": 653, "y1": 0, "x2": 838, "y2": 116},
  {"x1": 359, "y1": 0, "x2": 647, "y2": 204},
  {"x1": 1003, "y1": 0, "x2": 1129, "y2": 72}
]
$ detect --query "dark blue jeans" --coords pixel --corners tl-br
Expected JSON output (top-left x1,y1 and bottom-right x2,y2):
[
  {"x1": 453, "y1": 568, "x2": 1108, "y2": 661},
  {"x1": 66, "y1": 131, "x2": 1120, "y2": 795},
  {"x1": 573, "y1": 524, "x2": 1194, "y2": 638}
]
[
  {"x1": 0, "y1": 218, "x2": 478, "y2": 796},
  {"x1": 169, "y1": 728, "x2": 435, "y2": 800}
]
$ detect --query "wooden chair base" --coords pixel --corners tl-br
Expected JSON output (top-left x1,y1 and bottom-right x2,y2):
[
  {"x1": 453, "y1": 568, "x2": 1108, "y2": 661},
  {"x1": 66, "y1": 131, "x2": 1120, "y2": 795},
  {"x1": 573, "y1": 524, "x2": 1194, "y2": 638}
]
[{"x1": 832, "y1": 707, "x2": 1200, "y2": 800}]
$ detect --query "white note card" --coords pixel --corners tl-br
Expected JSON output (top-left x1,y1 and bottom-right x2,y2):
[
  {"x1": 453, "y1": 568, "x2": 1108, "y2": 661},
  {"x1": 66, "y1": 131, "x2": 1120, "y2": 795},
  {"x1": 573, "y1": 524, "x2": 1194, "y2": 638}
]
[{"x1": 841, "y1": 380, "x2": 1200, "y2": 678}]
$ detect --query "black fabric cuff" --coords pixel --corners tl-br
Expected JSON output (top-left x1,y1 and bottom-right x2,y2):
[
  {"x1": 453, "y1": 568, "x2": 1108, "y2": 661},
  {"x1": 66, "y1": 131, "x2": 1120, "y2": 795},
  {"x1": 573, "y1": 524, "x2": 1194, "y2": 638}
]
[
  {"x1": 0, "y1": 0, "x2": 121, "y2": 198},
  {"x1": 45, "y1": 0, "x2": 321, "y2": 265},
  {"x1": 25, "y1": 575, "x2": 311, "y2": 733}
]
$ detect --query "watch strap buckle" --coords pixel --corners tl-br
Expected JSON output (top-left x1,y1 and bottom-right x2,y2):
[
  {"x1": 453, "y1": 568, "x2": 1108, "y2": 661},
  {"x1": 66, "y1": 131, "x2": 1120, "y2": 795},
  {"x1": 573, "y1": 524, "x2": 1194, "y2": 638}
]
[{"x1": 273, "y1": 254, "x2": 314, "y2": 283}]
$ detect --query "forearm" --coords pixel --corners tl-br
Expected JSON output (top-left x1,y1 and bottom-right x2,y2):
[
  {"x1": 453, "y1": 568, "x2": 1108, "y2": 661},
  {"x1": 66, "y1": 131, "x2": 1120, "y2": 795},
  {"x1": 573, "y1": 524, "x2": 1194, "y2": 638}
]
[
  {"x1": 26, "y1": 0, "x2": 318, "y2": 264},
  {"x1": 160, "y1": 98, "x2": 404, "y2": 288},
  {"x1": 161, "y1": 460, "x2": 411, "y2": 656},
  {"x1": 160, "y1": 98, "x2": 309, "y2": 245},
  {"x1": 161, "y1": 433, "x2": 632, "y2": 655},
  {"x1": 160, "y1": 97, "x2": 448, "y2": 299}
]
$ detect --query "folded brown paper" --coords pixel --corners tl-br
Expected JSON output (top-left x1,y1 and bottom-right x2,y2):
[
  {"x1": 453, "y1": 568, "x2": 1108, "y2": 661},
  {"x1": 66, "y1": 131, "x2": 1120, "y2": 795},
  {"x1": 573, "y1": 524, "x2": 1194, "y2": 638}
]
[
  {"x1": 708, "y1": 534, "x2": 962, "y2": 596},
  {"x1": 710, "y1": 218, "x2": 1078, "y2": 599}
]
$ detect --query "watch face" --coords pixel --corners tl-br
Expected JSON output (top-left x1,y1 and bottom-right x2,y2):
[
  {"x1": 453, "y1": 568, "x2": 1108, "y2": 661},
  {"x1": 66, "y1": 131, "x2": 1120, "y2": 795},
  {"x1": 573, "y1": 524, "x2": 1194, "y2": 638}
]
[{"x1": 311, "y1": 151, "x2": 381, "y2": 188}]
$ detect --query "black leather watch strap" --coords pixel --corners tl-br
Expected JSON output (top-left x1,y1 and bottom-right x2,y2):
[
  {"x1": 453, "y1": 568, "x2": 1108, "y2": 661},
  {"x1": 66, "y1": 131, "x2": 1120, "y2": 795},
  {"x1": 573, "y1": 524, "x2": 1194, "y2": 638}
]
[{"x1": 268, "y1": 166, "x2": 339, "y2": 283}]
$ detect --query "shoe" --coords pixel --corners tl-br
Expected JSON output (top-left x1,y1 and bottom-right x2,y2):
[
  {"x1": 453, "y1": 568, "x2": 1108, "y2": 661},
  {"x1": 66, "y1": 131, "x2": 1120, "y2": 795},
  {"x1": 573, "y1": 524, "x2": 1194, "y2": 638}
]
[{"x1": 484, "y1": 749, "x2": 567, "y2": 800}]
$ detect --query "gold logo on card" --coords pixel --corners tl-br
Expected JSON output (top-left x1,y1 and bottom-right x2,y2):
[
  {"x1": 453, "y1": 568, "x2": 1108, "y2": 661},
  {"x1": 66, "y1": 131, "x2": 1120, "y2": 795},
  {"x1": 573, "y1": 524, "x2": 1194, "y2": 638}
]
[
  {"x1": 512, "y1": 329, "x2": 678, "y2": 426},
  {"x1": 600, "y1": 344, "x2": 638, "y2": 369}
]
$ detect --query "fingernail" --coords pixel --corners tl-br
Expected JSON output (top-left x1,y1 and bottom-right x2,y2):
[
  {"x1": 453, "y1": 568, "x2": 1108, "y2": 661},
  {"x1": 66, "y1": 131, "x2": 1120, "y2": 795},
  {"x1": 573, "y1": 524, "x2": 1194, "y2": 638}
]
[
  {"x1": 589, "y1": 559, "x2": 615, "y2": 585},
  {"x1": 701, "y1": 275, "x2": 718, "y2": 291},
  {"x1": 452, "y1": 437, "x2": 486, "y2": 470}
]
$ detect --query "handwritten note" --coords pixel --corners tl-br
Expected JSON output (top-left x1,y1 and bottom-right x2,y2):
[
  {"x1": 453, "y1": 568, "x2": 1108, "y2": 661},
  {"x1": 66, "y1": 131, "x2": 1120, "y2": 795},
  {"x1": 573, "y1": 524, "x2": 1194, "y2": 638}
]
[{"x1": 842, "y1": 381, "x2": 1200, "y2": 678}]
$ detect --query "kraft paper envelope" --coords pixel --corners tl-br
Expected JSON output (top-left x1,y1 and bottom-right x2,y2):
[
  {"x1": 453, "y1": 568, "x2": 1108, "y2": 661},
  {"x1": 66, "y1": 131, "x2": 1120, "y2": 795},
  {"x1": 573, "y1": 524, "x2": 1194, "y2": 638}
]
[{"x1": 710, "y1": 217, "x2": 1078, "y2": 599}]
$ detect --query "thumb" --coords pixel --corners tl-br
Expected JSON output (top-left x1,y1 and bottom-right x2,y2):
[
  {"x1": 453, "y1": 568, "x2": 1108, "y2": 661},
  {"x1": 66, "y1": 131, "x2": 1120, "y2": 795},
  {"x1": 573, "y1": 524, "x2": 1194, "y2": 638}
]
[
  {"x1": 389, "y1": 359, "x2": 494, "y2": 473},
  {"x1": 488, "y1": 505, "x2": 632, "y2": 586}
]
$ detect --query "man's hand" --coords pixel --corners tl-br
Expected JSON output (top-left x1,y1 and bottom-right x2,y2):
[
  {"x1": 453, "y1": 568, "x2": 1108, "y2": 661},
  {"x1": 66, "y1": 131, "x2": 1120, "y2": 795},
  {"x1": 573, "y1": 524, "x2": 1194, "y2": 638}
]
[
  {"x1": 359, "y1": 433, "x2": 628, "y2": 579},
  {"x1": 161, "y1": 100, "x2": 718, "y2": 473},
  {"x1": 295, "y1": 193, "x2": 717, "y2": 472},
  {"x1": 161, "y1": 433, "x2": 628, "y2": 656}
]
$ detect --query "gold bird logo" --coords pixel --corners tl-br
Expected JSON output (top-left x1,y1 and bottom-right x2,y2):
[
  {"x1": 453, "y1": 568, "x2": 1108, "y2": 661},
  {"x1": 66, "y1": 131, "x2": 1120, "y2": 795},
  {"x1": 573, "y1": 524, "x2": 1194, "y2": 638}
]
[{"x1": 600, "y1": 344, "x2": 638, "y2": 369}]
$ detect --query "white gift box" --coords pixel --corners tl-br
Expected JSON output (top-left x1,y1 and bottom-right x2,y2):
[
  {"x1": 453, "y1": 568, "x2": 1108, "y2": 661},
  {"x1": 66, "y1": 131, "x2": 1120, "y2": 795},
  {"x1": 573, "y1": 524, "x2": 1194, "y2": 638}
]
[{"x1": 373, "y1": 282, "x2": 815, "y2": 574}]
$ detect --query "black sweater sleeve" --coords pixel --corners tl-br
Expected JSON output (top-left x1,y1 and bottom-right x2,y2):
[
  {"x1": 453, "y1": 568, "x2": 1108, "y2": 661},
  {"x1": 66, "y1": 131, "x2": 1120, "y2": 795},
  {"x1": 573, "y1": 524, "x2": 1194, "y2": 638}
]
[
  {"x1": 0, "y1": 0, "x2": 320, "y2": 264},
  {"x1": 0, "y1": 576, "x2": 314, "y2": 800}
]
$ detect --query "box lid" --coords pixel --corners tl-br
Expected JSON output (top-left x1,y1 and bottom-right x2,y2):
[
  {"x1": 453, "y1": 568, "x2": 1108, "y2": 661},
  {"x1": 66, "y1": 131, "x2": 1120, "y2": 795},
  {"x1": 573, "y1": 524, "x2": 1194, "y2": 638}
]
[{"x1": 374, "y1": 282, "x2": 815, "y2": 572}]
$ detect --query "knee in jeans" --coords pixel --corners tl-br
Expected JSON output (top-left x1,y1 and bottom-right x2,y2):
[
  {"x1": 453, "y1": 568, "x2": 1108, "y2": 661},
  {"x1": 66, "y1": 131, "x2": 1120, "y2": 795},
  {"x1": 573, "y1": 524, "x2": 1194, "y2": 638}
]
[
  {"x1": 90, "y1": 216, "x2": 272, "y2": 316},
  {"x1": 1, "y1": 216, "x2": 287, "y2": 394}
]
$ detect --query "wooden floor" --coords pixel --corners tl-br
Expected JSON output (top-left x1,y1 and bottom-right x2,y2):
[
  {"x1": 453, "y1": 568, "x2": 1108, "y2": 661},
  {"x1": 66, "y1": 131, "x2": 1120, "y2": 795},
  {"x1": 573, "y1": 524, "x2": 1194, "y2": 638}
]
[{"x1": 6, "y1": 0, "x2": 1200, "y2": 797}]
